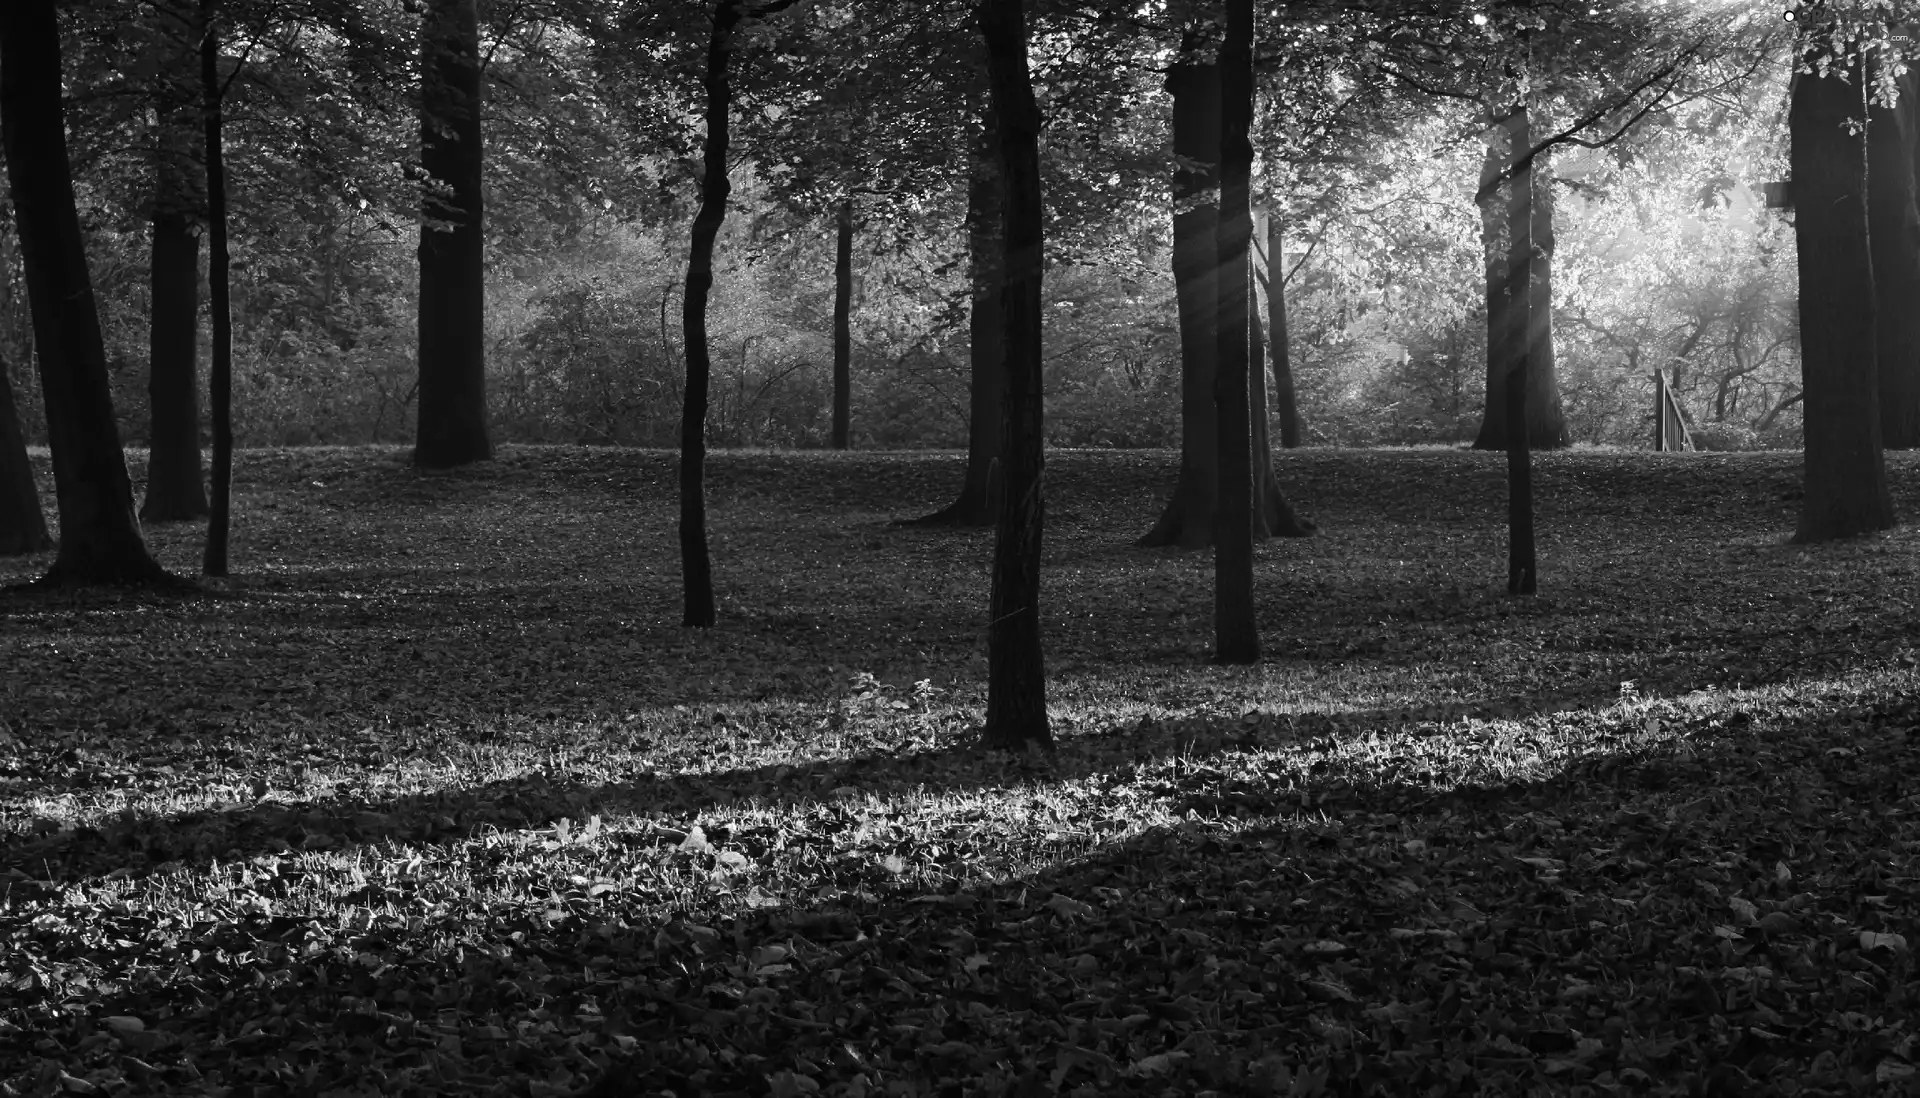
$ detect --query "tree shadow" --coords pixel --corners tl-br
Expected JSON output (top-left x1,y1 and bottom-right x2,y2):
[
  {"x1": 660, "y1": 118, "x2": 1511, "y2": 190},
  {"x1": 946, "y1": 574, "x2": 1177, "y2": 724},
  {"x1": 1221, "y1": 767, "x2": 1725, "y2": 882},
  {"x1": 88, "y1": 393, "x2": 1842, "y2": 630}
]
[
  {"x1": 18, "y1": 683, "x2": 1913, "y2": 1097},
  {"x1": 0, "y1": 674, "x2": 1849, "y2": 889}
]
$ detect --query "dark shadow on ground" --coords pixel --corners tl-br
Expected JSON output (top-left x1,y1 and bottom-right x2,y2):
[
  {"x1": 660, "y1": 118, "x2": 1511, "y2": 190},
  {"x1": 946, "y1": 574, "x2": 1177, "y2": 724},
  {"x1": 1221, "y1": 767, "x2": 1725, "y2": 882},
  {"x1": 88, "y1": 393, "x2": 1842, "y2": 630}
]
[
  {"x1": 7, "y1": 684, "x2": 1913, "y2": 1096},
  {"x1": 1, "y1": 678, "x2": 1894, "y2": 889}
]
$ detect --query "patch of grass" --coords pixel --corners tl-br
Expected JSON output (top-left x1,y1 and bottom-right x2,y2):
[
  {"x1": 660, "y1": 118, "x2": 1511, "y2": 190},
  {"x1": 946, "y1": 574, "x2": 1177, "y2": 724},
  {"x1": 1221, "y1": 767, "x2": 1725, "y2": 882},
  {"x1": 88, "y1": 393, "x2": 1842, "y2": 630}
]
[{"x1": 1, "y1": 446, "x2": 1917, "y2": 1096}]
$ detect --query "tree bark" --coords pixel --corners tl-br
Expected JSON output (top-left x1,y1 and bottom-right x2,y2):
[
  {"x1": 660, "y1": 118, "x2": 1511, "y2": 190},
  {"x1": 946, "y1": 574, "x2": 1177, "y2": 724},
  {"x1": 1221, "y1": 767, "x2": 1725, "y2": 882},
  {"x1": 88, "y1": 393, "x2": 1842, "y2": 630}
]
[
  {"x1": 1472, "y1": 111, "x2": 1569, "y2": 451},
  {"x1": 902, "y1": 93, "x2": 1004, "y2": 526},
  {"x1": 1249, "y1": 299, "x2": 1276, "y2": 538},
  {"x1": 0, "y1": 342, "x2": 48, "y2": 555},
  {"x1": 1138, "y1": 45, "x2": 1219, "y2": 550},
  {"x1": 1791, "y1": 48, "x2": 1894, "y2": 541},
  {"x1": 1248, "y1": 222, "x2": 1309, "y2": 539},
  {"x1": 679, "y1": 0, "x2": 743, "y2": 627},
  {"x1": 200, "y1": 0, "x2": 232, "y2": 577},
  {"x1": 414, "y1": 0, "x2": 491, "y2": 469},
  {"x1": 1525, "y1": 149, "x2": 1566, "y2": 448},
  {"x1": 1502, "y1": 104, "x2": 1537, "y2": 596},
  {"x1": 144, "y1": 205, "x2": 207, "y2": 523},
  {"x1": 978, "y1": 0, "x2": 1049, "y2": 752},
  {"x1": 1868, "y1": 60, "x2": 1920, "y2": 449},
  {"x1": 1264, "y1": 212, "x2": 1300, "y2": 448},
  {"x1": 831, "y1": 196, "x2": 852, "y2": 449},
  {"x1": 1212, "y1": 0, "x2": 1258, "y2": 664},
  {"x1": 0, "y1": 0, "x2": 166, "y2": 585},
  {"x1": 141, "y1": 15, "x2": 208, "y2": 525},
  {"x1": 1142, "y1": 52, "x2": 1308, "y2": 549}
]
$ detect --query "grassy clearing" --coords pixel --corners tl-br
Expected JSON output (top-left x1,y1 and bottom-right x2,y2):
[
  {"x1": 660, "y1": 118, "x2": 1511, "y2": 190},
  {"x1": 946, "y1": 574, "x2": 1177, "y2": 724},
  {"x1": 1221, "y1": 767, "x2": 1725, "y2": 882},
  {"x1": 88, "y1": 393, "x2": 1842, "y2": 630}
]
[{"x1": 1, "y1": 445, "x2": 1917, "y2": 1097}]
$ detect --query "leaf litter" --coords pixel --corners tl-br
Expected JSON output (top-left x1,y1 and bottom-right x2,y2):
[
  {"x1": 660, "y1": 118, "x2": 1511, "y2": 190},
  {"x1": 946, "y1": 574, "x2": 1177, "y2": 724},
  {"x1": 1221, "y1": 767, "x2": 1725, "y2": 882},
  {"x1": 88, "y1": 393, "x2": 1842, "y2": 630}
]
[{"x1": 0, "y1": 445, "x2": 1916, "y2": 1095}]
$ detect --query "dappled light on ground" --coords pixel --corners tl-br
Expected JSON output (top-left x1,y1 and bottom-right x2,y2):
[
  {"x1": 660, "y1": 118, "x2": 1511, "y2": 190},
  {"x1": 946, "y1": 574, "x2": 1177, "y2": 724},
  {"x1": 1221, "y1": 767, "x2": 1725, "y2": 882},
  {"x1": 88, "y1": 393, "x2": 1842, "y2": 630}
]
[{"x1": 2, "y1": 447, "x2": 1917, "y2": 1095}]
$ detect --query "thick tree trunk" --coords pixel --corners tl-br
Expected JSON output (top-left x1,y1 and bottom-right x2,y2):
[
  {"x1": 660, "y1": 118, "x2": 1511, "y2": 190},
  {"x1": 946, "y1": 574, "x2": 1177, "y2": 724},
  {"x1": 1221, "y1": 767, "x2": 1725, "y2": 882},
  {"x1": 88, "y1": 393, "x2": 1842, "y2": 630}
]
[
  {"x1": 200, "y1": 0, "x2": 232, "y2": 577},
  {"x1": 1475, "y1": 131, "x2": 1509, "y2": 450},
  {"x1": 1139, "y1": 48, "x2": 1219, "y2": 549},
  {"x1": 1868, "y1": 62, "x2": 1920, "y2": 449},
  {"x1": 831, "y1": 196, "x2": 852, "y2": 449},
  {"x1": 142, "y1": 32, "x2": 207, "y2": 524},
  {"x1": 144, "y1": 207, "x2": 206, "y2": 522},
  {"x1": 679, "y1": 0, "x2": 742, "y2": 627},
  {"x1": 1791, "y1": 53, "x2": 1894, "y2": 541},
  {"x1": 903, "y1": 97, "x2": 1004, "y2": 526},
  {"x1": 0, "y1": 343, "x2": 48, "y2": 555},
  {"x1": 1264, "y1": 212, "x2": 1300, "y2": 448},
  {"x1": 1473, "y1": 112, "x2": 1568, "y2": 451},
  {"x1": 1212, "y1": 0, "x2": 1258, "y2": 664},
  {"x1": 978, "y1": 0, "x2": 1049, "y2": 752},
  {"x1": 0, "y1": 0, "x2": 166, "y2": 585},
  {"x1": 1503, "y1": 104, "x2": 1537, "y2": 595},
  {"x1": 414, "y1": 0, "x2": 491, "y2": 469},
  {"x1": 1144, "y1": 55, "x2": 1307, "y2": 549},
  {"x1": 1525, "y1": 150, "x2": 1566, "y2": 448}
]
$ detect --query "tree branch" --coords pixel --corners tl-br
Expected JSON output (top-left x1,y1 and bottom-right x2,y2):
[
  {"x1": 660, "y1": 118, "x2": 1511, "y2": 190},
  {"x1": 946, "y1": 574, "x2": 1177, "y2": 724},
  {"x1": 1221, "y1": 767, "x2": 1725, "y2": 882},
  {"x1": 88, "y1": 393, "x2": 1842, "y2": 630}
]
[{"x1": 1475, "y1": 39, "x2": 1707, "y2": 206}]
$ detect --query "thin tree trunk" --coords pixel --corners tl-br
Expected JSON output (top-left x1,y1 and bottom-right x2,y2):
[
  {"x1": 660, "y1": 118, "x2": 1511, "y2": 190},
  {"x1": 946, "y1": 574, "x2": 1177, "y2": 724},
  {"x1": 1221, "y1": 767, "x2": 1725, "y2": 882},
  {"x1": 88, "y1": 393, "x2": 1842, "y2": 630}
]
[
  {"x1": 0, "y1": 0, "x2": 167, "y2": 585},
  {"x1": 978, "y1": 0, "x2": 1049, "y2": 752},
  {"x1": 1249, "y1": 295, "x2": 1274, "y2": 537},
  {"x1": 831, "y1": 196, "x2": 852, "y2": 449},
  {"x1": 1248, "y1": 240, "x2": 1309, "y2": 539},
  {"x1": 1868, "y1": 59, "x2": 1920, "y2": 449},
  {"x1": 903, "y1": 95, "x2": 1003, "y2": 526},
  {"x1": 1503, "y1": 104, "x2": 1537, "y2": 596},
  {"x1": 414, "y1": 0, "x2": 491, "y2": 469},
  {"x1": 1266, "y1": 211, "x2": 1299, "y2": 448},
  {"x1": 0, "y1": 343, "x2": 48, "y2": 554},
  {"x1": 1791, "y1": 48, "x2": 1893, "y2": 540},
  {"x1": 680, "y1": 0, "x2": 742, "y2": 627},
  {"x1": 1138, "y1": 44, "x2": 1219, "y2": 549},
  {"x1": 142, "y1": 19, "x2": 207, "y2": 524},
  {"x1": 1213, "y1": 0, "x2": 1258, "y2": 664},
  {"x1": 1213, "y1": 0, "x2": 1259, "y2": 660},
  {"x1": 200, "y1": 0, "x2": 231, "y2": 577}
]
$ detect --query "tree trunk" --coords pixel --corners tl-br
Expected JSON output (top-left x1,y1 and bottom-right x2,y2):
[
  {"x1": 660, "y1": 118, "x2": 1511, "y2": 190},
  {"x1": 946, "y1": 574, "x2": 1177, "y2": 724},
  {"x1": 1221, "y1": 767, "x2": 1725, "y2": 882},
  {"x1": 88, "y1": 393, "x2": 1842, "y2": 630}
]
[
  {"x1": 1502, "y1": 104, "x2": 1537, "y2": 595},
  {"x1": 0, "y1": 342, "x2": 48, "y2": 555},
  {"x1": 1248, "y1": 224, "x2": 1310, "y2": 539},
  {"x1": 200, "y1": 0, "x2": 232, "y2": 577},
  {"x1": 1473, "y1": 111, "x2": 1569, "y2": 451},
  {"x1": 1791, "y1": 50, "x2": 1894, "y2": 541},
  {"x1": 1211, "y1": 0, "x2": 1258, "y2": 664},
  {"x1": 902, "y1": 94, "x2": 1004, "y2": 526},
  {"x1": 1249, "y1": 299, "x2": 1276, "y2": 538},
  {"x1": 1265, "y1": 212, "x2": 1300, "y2": 448},
  {"x1": 141, "y1": 20, "x2": 207, "y2": 525},
  {"x1": 1140, "y1": 47, "x2": 1219, "y2": 550},
  {"x1": 978, "y1": 0, "x2": 1049, "y2": 752},
  {"x1": 144, "y1": 206, "x2": 207, "y2": 523},
  {"x1": 1868, "y1": 61, "x2": 1920, "y2": 449},
  {"x1": 1525, "y1": 149, "x2": 1567, "y2": 449},
  {"x1": 831, "y1": 196, "x2": 852, "y2": 449},
  {"x1": 414, "y1": 0, "x2": 491, "y2": 469},
  {"x1": 0, "y1": 0, "x2": 167, "y2": 585},
  {"x1": 679, "y1": 0, "x2": 743, "y2": 627},
  {"x1": 1144, "y1": 53, "x2": 1307, "y2": 549}
]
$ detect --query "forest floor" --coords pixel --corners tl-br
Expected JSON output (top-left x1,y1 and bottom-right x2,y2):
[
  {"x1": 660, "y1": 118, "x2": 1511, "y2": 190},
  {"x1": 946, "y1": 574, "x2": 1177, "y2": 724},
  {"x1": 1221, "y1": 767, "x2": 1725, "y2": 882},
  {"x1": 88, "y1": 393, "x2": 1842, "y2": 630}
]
[{"x1": 1, "y1": 445, "x2": 1918, "y2": 1098}]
